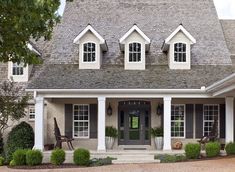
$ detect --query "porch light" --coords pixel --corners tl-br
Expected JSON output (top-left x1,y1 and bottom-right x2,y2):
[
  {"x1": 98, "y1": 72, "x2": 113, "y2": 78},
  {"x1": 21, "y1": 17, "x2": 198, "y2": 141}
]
[
  {"x1": 107, "y1": 103, "x2": 112, "y2": 116},
  {"x1": 157, "y1": 103, "x2": 163, "y2": 116}
]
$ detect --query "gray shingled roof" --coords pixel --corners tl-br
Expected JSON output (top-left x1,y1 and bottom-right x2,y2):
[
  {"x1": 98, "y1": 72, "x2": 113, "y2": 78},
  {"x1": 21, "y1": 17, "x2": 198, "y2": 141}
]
[
  {"x1": 220, "y1": 20, "x2": 235, "y2": 54},
  {"x1": 27, "y1": 65, "x2": 234, "y2": 89},
  {"x1": 39, "y1": 0, "x2": 231, "y2": 65}
]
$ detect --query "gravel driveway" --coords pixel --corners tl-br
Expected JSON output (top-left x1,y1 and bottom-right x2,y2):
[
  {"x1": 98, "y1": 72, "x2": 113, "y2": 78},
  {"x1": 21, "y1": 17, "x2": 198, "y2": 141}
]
[{"x1": 1, "y1": 157, "x2": 235, "y2": 172}]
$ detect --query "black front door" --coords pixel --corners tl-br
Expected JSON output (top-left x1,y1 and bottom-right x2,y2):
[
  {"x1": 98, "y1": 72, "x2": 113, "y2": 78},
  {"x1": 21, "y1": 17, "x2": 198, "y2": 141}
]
[{"x1": 118, "y1": 101, "x2": 151, "y2": 145}]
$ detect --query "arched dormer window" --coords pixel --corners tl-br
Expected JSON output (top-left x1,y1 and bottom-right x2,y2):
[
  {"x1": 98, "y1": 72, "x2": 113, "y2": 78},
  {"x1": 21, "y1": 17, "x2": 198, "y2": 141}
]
[
  {"x1": 129, "y1": 42, "x2": 141, "y2": 62},
  {"x1": 174, "y1": 43, "x2": 186, "y2": 62},
  {"x1": 83, "y1": 42, "x2": 96, "y2": 62}
]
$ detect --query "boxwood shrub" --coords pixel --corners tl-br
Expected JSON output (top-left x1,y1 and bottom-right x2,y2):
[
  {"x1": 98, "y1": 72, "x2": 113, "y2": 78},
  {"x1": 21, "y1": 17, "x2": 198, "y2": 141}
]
[
  {"x1": 205, "y1": 142, "x2": 220, "y2": 158},
  {"x1": 73, "y1": 148, "x2": 90, "y2": 166},
  {"x1": 225, "y1": 142, "x2": 235, "y2": 155},
  {"x1": 50, "y1": 148, "x2": 66, "y2": 165},
  {"x1": 185, "y1": 143, "x2": 201, "y2": 159},
  {"x1": 26, "y1": 150, "x2": 43, "y2": 166},
  {"x1": 0, "y1": 157, "x2": 4, "y2": 166},
  {"x1": 12, "y1": 149, "x2": 28, "y2": 165},
  {"x1": 5, "y1": 122, "x2": 34, "y2": 162}
]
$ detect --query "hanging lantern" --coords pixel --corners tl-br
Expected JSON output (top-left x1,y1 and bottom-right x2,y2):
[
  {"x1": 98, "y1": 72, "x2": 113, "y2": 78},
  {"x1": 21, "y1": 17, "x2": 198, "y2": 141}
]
[{"x1": 107, "y1": 103, "x2": 112, "y2": 116}]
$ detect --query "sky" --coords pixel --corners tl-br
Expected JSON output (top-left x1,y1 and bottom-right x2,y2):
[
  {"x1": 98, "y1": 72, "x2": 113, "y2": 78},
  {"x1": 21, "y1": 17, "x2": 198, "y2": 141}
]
[{"x1": 58, "y1": 0, "x2": 235, "y2": 19}]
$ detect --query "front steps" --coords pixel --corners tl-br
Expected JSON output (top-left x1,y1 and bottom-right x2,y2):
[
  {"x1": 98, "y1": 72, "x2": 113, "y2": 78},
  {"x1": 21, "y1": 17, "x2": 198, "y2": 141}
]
[{"x1": 112, "y1": 154, "x2": 160, "y2": 164}]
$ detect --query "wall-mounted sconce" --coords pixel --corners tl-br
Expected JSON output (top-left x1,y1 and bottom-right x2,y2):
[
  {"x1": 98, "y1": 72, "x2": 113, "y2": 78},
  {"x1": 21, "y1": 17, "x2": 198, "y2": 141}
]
[
  {"x1": 157, "y1": 103, "x2": 163, "y2": 116},
  {"x1": 107, "y1": 103, "x2": 112, "y2": 116}
]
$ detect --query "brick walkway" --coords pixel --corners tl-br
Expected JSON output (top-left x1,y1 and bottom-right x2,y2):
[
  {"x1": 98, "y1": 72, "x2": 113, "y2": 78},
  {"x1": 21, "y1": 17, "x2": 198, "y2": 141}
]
[{"x1": 1, "y1": 157, "x2": 235, "y2": 172}]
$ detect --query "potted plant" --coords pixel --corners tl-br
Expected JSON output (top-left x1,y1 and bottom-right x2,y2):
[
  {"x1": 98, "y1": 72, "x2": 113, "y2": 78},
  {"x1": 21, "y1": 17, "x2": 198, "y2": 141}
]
[
  {"x1": 151, "y1": 127, "x2": 163, "y2": 150},
  {"x1": 105, "y1": 126, "x2": 118, "y2": 149}
]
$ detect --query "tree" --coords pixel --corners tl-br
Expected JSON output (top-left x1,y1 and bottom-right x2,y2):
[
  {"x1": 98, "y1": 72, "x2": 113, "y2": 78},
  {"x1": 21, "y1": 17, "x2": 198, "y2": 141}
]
[
  {"x1": 0, "y1": 0, "x2": 72, "y2": 65},
  {"x1": 0, "y1": 80, "x2": 30, "y2": 154}
]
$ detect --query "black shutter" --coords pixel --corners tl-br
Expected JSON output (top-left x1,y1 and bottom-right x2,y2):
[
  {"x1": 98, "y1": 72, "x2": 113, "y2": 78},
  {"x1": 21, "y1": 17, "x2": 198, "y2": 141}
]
[
  {"x1": 195, "y1": 104, "x2": 204, "y2": 138},
  {"x1": 186, "y1": 104, "x2": 194, "y2": 138},
  {"x1": 65, "y1": 104, "x2": 73, "y2": 138},
  {"x1": 90, "y1": 104, "x2": 98, "y2": 138},
  {"x1": 220, "y1": 104, "x2": 226, "y2": 139}
]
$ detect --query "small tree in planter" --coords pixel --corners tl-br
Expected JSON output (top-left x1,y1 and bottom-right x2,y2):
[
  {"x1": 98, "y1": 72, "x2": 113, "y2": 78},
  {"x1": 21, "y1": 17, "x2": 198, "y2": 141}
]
[
  {"x1": 105, "y1": 126, "x2": 118, "y2": 149},
  {"x1": 151, "y1": 127, "x2": 163, "y2": 150}
]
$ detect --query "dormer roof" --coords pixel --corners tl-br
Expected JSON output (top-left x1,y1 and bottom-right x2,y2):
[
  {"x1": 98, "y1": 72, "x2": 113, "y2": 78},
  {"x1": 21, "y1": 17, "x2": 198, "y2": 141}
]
[
  {"x1": 119, "y1": 25, "x2": 151, "y2": 51},
  {"x1": 73, "y1": 24, "x2": 108, "y2": 51},
  {"x1": 162, "y1": 24, "x2": 196, "y2": 51}
]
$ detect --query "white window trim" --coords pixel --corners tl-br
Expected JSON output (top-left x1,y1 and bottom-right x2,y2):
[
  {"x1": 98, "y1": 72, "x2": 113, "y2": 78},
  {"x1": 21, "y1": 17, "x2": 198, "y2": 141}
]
[
  {"x1": 127, "y1": 41, "x2": 143, "y2": 63},
  {"x1": 81, "y1": 42, "x2": 98, "y2": 64},
  {"x1": 73, "y1": 104, "x2": 90, "y2": 139},
  {"x1": 28, "y1": 105, "x2": 35, "y2": 121},
  {"x1": 8, "y1": 62, "x2": 29, "y2": 82},
  {"x1": 172, "y1": 41, "x2": 188, "y2": 64},
  {"x1": 203, "y1": 104, "x2": 220, "y2": 137},
  {"x1": 171, "y1": 104, "x2": 186, "y2": 139}
]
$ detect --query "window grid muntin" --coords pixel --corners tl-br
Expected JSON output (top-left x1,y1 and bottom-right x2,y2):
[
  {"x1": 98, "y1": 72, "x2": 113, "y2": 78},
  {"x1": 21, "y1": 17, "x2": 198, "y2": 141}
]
[
  {"x1": 28, "y1": 106, "x2": 35, "y2": 120},
  {"x1": 73, "y1": 104, "x2": 89, "y2": 138},
  {"x1": 203, "y1": 104, "x2": 219, "y2": 137},
  {"x1": 129, "y1": 42, "x2": 141, "y2": 62},
  {"x1": 83, "y1": 43, "x2": 96, "y2": 62},
  {"x1": 174, "y1": 43, "x2": 186, "y2": 62},
  {"x1": 171, "y1": 104, "x2": 185, "y2": 138},
  {"x1": 12, "y1": 63, "x2": 24, "y2": 75}
]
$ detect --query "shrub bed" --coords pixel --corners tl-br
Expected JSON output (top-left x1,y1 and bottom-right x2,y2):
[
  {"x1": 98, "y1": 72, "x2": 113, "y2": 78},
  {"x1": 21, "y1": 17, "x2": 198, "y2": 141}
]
[
  {"x1": 50, "y1": 149, "x2": 66, "y2": 165},
  {"x1": 0, "y1": 157, "x2": 4, "y2": 166},
  {"x1": 13, "y1": 149, "x2": 28, "y2": 165},
  {"x1": 155, "y1": 154, "x2": 187, "y2": 163},
  {"x1": 73, "y1": 148, "x2": 90, "y2": 166},
  {"x1": 5, "y1": 122, "x2": 34, "y2": 162},
  {"x1": 205, "y1": 142, "x2": 220, "y2": 158},
  {"x1": 185, "y1": 143, "x2": 201, "y2": 159},
  {"x1": 225, "y1": 142, "x2": 235, "y2": 155},
  {"x1": 26, "y1": 150, "x2": 43, "y2": 166}
]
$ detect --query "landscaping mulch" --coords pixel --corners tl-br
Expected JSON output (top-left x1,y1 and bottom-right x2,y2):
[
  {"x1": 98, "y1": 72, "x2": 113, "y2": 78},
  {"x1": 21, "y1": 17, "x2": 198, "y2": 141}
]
[{"x1": 8, "y1": 164, "x2": 86, "y2": 170}]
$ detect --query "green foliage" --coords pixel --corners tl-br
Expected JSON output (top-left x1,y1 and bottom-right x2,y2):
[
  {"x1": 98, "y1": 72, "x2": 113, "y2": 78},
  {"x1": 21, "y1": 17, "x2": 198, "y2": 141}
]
[
  {"x1": 205, "y1": 142, "x2": 220, "y2": 158},
  {"x1": 151, "y1": 127, "x2": 163, "y2": 137},
  {"x1": 105, "y1": 126, "x2": 118, "y2": 138},
  {"x1": 225, "y1": 142, "x2": 235, "y2": 155},
  {"x1": 184, "y1": 143, "x2": 201, "y2": 159},
  {"x1": 26, "y1": 150, "x2": 43, "y2": 166},
  {"x1": 9, "y1": 160, "x2": 16, "y2": 166},
  {"x1": 0, "y1": 137, "x2": 3, "y2": 155},
  {"x1": 73, "y1": 148, "x2": 90, "y2": 166},
  {"x1": 155, "y1": 154, "x2": 187, "y2": 163},
  {"x1": 90, "y1": 157, "x2": 113, "y2": 166},
  {"x1": 12, "y1": 149, "x2": 28, "y2": 166},
  {"x1": 5, "y1": 122, "x2": 34, "y2": 162},
  {"x1": 50, "y1": 149, "x2": 65, "y2": 165},
  {"x1": 0, "y1": 157, "x2": 4, "y2": 166}
]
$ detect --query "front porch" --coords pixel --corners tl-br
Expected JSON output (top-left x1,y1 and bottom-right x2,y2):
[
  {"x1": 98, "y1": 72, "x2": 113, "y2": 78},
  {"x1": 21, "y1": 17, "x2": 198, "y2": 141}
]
[{"x1": 32, "y1": 92, "x2": 235, "y2": 152}]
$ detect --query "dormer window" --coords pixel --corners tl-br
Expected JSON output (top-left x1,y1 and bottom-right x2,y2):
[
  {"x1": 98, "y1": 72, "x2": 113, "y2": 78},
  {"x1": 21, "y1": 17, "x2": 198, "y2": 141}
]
[
  {"x1": 12, "y1": 63, "x2": 24, "y2": 75},
  {"x1": 174, "y1": 43, "x2": 186, "y2": 62},
  {"x1": 162, "y1": 24, "x2": 196, "y2": 70},
  {"x1": 8, "y1": 62, "x2": 31, "y2": 82},
  {"x1": 120, "y1": 25, "x2": 151, "y2": 70},
  {"x1": 73, "y1": 25, "x2": 107, "y2": 69},
  {"x1": 129, "y1": 42, "x2": 141, "y2": 62},
  {"x1": 83, "y1": 42, "x2": 96, "y2": 62}
]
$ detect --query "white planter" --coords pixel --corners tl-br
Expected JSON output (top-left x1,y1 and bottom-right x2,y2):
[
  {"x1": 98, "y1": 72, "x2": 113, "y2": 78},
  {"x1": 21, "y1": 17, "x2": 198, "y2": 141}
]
[
  {"x1": 105, "y1": 136, "x2": 115, "y2": 149},
  {"x1": 154, "y1": 137, "x2": 163, "y2": 150}
]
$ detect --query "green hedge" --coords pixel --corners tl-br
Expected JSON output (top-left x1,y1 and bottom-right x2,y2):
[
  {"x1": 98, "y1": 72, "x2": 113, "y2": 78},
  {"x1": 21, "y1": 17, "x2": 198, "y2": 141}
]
[
  {"x1": 0, "y1": 157, "x2": 4, "y2": 166},
  {"x1": 184, "y1": 143, "x2": 201, "y2": 159},
  {"x1": 12, "y1": 149, "x2": 28, "y2": 165},
  {"x1": 205, "y1": 142, "x2": 220, "y2": 158},
  {"x1": 26, "y1": 150, "x2": 43, "y2": 166},
  {"x1": 50, "y1": 149, "x2": 65, "y2": 165},
  {"x1": 73, "y1": 148, "x2": 90, "y2": 166},
  {"x1": 225, "y1": 142, "x2": 235, "y2": 155},
  {"x1": 5, "y1": 122, "x2": 34, "y2": 162},
  {"x1": 155, "y1": 154, "x2": 187, "y2": 163}
]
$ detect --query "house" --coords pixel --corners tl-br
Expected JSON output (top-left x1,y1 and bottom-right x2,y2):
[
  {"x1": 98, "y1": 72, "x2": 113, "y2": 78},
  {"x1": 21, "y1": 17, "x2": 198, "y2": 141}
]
[{"x1": 2, "y1": 0, "x2": 235, "y2": 152}]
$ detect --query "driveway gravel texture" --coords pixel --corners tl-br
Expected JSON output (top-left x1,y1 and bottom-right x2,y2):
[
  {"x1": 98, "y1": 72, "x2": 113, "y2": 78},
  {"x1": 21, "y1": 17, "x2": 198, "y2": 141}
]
[{"x1": 1, "y1": 157, "x2": 235, "y2": 172}]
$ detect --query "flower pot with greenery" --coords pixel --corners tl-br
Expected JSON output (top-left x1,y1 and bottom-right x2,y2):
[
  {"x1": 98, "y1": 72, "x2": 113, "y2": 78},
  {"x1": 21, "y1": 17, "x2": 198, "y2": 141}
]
[
  {"x1": 151, "y1": 127, "x2": 163, "y2": 150},
  {"x1": 105, "y1": 126, "x2": 118, "y2": 149}
]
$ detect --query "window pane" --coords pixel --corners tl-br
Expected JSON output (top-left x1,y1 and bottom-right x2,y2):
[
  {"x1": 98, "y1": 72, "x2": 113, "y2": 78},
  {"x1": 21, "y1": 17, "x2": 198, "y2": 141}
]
[
  {"x1": 171, "y1": 105, "x2": 185, "y2": 137},
  {"x1": 83, "y1": 43, "x2": 96, "y2": 62},
  {"x1": 174, "y1": 43, "x2": 186, "y2": 62},
  {"x1": 129, "y1": 43, "x2": 141, "y2": 62}
]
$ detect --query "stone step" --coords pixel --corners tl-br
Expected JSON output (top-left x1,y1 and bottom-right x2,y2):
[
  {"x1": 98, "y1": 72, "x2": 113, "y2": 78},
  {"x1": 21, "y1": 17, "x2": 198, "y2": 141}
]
[
  {"x1": 112, "y1": 159, "x2": 160, "y2": 164},
  {"x1": 115, "y1": 155, "x2": 155, "y2": 160}
]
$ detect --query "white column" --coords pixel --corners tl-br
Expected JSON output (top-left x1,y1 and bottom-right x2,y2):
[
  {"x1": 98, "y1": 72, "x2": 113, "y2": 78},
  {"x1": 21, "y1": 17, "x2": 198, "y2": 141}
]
[
  {"x1": 226, "y1": 97, "x2": 234, "y2": 143},
  {"x1": 97, "y1": 96, "x2": 106, "y2": 151},
  {"x1": 34, "y1": 96, "x2": 44, "y2": 150},
  {"x1": 163, "y1": 96, "x2": 172, "y2": 150}
]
